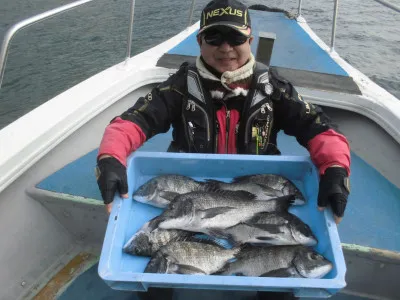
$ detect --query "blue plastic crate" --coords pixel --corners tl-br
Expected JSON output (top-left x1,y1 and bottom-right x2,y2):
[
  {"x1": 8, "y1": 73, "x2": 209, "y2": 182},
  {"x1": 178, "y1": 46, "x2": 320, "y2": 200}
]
[{"x1": 98, "y1": 152, "x2": 346, "y2": 298}]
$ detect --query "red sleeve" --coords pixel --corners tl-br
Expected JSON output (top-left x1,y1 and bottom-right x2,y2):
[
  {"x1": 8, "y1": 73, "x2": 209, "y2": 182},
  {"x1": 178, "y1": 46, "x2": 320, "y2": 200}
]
[
  {"x1": 307, "y1": 129, "x2": 351, "y2": 175},
  {"x1": 97, "y1": 117, "x2": 147, "y2": 166}
]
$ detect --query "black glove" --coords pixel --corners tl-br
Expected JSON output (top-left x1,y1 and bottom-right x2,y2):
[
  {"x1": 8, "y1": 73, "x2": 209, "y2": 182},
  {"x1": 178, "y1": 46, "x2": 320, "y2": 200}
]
[
  {"x1": 95, "y1": 157, "x2": 128, "y2": 204},
  {"x1": 318, "y1": 167, "x2": 350, "y2": 218}
]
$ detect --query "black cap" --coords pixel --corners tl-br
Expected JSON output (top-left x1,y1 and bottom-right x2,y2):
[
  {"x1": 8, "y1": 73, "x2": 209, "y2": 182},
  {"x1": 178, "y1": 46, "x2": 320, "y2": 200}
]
[{"x1": 199, "y1": 0, "x2": 251, "y2": 37}]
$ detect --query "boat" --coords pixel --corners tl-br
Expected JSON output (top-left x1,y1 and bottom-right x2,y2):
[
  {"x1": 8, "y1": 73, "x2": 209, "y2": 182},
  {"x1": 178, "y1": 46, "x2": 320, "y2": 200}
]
[{"x1": 0, "y1": 0, "x2": 399, "y2": 299}]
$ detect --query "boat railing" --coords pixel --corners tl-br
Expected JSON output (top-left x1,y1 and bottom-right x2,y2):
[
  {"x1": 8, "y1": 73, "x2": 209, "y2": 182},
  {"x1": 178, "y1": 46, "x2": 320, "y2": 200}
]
[
  {"x1": 1, "y1": 0, "x2": 167, "y2": 89},
  {"x1": 125, "y1": 0, "x2": 136, "y2": 64},
  {"x1": 329, "y1": 0, "x2": 399, "y2": 52},
  {"x1": 187, "y1": 0, "x2": 196, "y2": 29},
  {"x1": 0, "y1": 0, "x2": 95, "y2": 88},
  {"x1": 297, "y1": 0, "x2": 400, "y2": 51},
  {"x1": 1, "y1": 0, "x2": 400, "y2": 89}
]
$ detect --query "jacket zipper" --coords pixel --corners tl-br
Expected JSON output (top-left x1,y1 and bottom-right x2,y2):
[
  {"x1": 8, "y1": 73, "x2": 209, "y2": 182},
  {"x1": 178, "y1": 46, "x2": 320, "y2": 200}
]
[
  {"x1": 186, "y1": 100, "x2": 211, "y2": 143},
  {"x1": 225, "y1": 110, "x2": 230, "y2": 153},
  {"x1": 214, "y1": 122, "x2": 219, "y2": 153},
  {"x1": 244, "y1": 103, "x2": 269, "y2": 145},
  {"x1": 181, "y1": 112, "x2": 192, "y2": 152}
]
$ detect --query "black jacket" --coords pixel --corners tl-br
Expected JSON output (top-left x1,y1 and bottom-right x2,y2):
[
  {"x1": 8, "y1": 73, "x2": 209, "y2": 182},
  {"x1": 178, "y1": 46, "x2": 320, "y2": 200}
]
[{"x1": 117, "y1": 62, "x2": 334, "y2": 155}]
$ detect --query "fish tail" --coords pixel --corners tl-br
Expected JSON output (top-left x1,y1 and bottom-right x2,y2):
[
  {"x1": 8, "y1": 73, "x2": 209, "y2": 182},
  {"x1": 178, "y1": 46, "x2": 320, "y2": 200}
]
[
  {"x1": 285, "y1": 182, "x2": 305, "y2": 199},
  {"x1": 274, "y1": 194, "x2": 296, "y2": 211},
  {"x1": 213, "y1": 261, "x2": 231, "y2": 275}
]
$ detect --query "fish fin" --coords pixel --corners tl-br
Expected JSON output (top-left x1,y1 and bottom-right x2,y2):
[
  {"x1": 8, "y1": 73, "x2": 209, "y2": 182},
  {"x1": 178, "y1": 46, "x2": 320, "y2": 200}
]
[
  {"x1": 204, "y1": 179, "x2": 224, "y2": 185},
  {"x1": 207, "y1": 228, "x2": 229, "y2": 238},
  {"x1": 233, "y1": 243, "x2": 255, "y2": 259},
  {"x1": 213, "y1": 262, "x2": 231, "y2": 275},
  {"x1": 260, "y1": 268, "x2": 296, "y2": 278},
  {"x1": 204, "y1": 179, "x2": 225, "y2": 183},
  {"x1": 217, "y1": 190, "x2": 257, "y2": 200},
  {"x1": 192, "y1": 234, "x2": 231, "y2": 249},
  {"x1": 173, "y1": 264, "x2": 207, "y2": 275},
  {"x1": 122, "y1": 235, "x2": 136, "y2": 253},
  {"x1": 202, "y1": 186, "x2": 257, "y2": 200},
  {"x1": 273, "y1": 195, "x2": 296, "y2": 211},
  {"x1": 257, "y1": 184, "x2": 282, "y2": 196},
  {"x1": 147, "y1": 214, "x2": 170, "y2": 230},
  {"x1": 248, "y1": 223, "x2": 283, "y2": 234},
  {"x1": 189, "y1": 233, "x2": 230, "y2": 249},
  {"x1": 254, "y1": 236, "x2": 274, "y2": 241},
  {"x1": 231, "y1": 175, "x2": 256, "y2": 183},
  {"x1": 207, "y1": 229, "x2": 238, "y2": 246},
  {"x1": 248, "y1": 212, "x2": 288, "y2": 226},
  {"x1": 144, "y1": 253, "x2": 170, "y2": 274},
  {"x1": 159, "y1": 191, "x2": 180, "y2": 201},
  {"x1": 199, "y1": 206, "x2": 235, "y2": 219},
  {"x1": 292, "y1": 196, "x2": 306, "y2": 206},
  {"x1": 215, "y1": 266, "x2": 244, "y2": 276},
  {"x1": 202, "y1": 180, "x2": 223, "y2": 192},
  {"x1": 166, "y1": 198, "x2": 196, "y2": 219},
  {"x1": 158, "y1": 209, "x2": 176, "y2": 219}
]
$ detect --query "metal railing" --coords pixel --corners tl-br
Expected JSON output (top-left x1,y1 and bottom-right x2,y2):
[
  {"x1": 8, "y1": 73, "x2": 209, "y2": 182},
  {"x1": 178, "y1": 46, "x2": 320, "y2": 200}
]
[
  {"x1": 187, "y1": 0, "x2": 196, "y2": 28},
  {"x1": 374, "y1": 0, "x2": 400, "y2": 13},
  {"x1": 329, "y1": 0, "x2": 400, "y2": 52},
  {"x1": 0, "y1": 0, "x2": 200, "y2": 89},
  {"x1": 0, "y1": 0, "x2": 94, "y2": 88},
  {"x1": 0, "y1": 0, "x2": 140, "y2": 89},
  {"x1": 2, "y1": 0, "x2": 397, "y2": 88},
  {"x1": 126, "y1": 0, "x2": 136, "y2": 63},
  {"x1": 297, "y1": 0, "x2": 303, "y2": 18},
  {"x1": 330, "y1": 0, "x2": 340, "y2": 51}
]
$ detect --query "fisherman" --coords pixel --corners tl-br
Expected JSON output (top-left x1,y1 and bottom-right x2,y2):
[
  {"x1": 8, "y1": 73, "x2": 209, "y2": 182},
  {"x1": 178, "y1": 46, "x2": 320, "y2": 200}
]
[{"x1": 95, "y1": 0, "x2": 350, "y2": 299}]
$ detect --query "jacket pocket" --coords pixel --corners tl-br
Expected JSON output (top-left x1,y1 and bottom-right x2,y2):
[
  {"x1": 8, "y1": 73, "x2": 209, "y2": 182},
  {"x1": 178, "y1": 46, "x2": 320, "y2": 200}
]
[
  {"x1": 245, "y1": 103, "x2": 274, "y2": 155},
  {"x1": 184, "y1": 100, "x2": 211, "y2": 152}
]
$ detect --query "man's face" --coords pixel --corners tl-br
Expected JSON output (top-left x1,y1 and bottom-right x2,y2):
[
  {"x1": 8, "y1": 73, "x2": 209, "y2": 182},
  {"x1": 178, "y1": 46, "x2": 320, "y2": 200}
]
[{"x1": 198, "y1": 27, "x2": 253, "y2": 73}]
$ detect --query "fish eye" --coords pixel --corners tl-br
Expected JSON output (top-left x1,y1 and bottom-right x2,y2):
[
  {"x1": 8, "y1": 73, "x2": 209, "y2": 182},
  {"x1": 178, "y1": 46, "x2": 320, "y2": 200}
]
[
  {"x1": 308, "y1": 252, "x2": 318, "y2": 260},
  {"x1": 310, "y1": 252, "x2": 321, "y2": 260}
]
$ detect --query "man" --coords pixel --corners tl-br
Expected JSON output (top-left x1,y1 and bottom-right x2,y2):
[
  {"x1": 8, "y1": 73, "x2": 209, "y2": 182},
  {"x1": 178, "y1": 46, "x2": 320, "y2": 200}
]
[{"x1": 96, "y1": 0, "x2": 350, "y2": 299}]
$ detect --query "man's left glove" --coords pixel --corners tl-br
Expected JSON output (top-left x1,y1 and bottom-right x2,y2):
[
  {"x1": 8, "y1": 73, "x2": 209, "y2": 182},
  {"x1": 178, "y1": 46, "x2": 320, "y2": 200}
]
[
  {"x1": 96, "y1": 157, "x2": 128, "y2": 205},
  {"x1": 318, "y1": 167, "x2": 350, "y2": 222}
]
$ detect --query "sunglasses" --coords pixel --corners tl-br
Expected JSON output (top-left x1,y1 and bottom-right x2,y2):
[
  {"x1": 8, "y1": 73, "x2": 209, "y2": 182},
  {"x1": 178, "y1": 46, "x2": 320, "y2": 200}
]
[{"x1": 203, "y1": 29, "x2": 248, "y2": 47}]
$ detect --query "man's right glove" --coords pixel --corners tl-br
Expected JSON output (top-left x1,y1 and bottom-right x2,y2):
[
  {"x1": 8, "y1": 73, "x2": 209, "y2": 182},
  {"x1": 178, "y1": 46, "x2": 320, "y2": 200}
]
[
  {"x1": 95, "y1": 157, "x2": 128, "y2": 205},
  {"x1": 318, "y1": 167, "x2": 350, "y2": 223}
]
